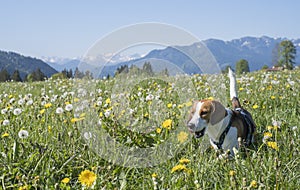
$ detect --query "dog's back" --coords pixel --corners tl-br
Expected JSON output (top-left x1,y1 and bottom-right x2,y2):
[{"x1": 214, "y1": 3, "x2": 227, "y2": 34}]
[{"x1": 228, "y1": 68, "x2": 256, "y2": 146}]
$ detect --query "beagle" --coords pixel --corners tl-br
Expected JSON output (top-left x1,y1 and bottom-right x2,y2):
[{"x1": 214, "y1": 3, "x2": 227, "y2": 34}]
[{"x1": 187, "y1": 68, "x2": 256, "y2": 154}]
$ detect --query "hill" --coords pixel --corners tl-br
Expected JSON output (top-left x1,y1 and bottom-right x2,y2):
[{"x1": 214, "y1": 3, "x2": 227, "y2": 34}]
[
  {"x1": 54, "y1": 36, "x2": 299, "y2": 77},
  {"x1": 0, "y1": 50, "x2": 58, "y2": 80}
]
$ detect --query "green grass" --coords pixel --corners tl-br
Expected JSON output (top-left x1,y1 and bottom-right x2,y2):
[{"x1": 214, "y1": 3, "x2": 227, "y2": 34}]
[{"x1": 0, "y1": 69, "x2": 299, "y2": 189}]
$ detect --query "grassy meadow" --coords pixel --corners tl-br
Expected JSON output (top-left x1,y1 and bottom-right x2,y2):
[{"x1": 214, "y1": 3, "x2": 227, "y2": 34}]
[{"x1": 0, "y1": 69, "x2": 299, "y2": 189}]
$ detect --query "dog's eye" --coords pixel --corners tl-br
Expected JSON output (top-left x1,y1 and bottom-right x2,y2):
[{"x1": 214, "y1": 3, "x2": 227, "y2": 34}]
[{"x1": 200, "y1": 111, "x2": 208, "y2": 116}]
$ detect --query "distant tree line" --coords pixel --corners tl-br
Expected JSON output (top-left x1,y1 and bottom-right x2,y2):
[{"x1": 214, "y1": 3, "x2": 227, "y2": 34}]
[
  {"x1": 51, "y1": 67, "x2": 93, "y2": 80},
  {"x1": 115, "y1": 62, "x2": 169, "y2": 76},
  {"x1": 0, "y1": 67, "x2": 95, "y2": 82},
  {"x1": 0, "y1": 68, "x2": 46, "y2": 82}
]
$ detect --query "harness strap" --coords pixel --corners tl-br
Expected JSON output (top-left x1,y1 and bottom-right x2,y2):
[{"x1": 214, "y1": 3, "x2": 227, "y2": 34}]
[
  {"x1": 235, "y1": 108, "x2": 255, "y2": 146},
  {"x1": 212, "y1": 118, "x2": 232, "y2": 149}
]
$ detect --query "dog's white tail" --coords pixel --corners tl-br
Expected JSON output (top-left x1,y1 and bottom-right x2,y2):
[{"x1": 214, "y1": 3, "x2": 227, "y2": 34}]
[{"x1": 228, "y1": 67, "x2": 238, "y2": 99}]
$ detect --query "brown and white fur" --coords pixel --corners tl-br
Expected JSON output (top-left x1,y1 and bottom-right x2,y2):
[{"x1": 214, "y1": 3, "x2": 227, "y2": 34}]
[{"x1": 187, "y1": 68, "x2": 256, "y2": 154}]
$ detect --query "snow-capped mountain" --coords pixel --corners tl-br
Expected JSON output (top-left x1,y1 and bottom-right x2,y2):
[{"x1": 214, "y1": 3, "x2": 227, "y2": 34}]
[
  {"x1": 43, "y1": 36, "x2": 300, "y2": 76},
  {"x1": 42, "y1": 53, "x2": 142, "y2": 72}
]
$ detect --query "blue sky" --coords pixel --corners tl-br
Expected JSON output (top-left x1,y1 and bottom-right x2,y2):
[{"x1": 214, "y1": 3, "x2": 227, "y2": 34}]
[{"x1": 0, "y1": 0, "x2": 299, "y2": 58}]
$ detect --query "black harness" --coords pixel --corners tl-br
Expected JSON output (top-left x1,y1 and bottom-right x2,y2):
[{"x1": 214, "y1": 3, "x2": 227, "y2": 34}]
[
  {"x1": 212, "y1": 115, "x2": 233, "y2": 149},
  {"x1": 212, "y1": 108, "x2": 255, "y2": 150}
]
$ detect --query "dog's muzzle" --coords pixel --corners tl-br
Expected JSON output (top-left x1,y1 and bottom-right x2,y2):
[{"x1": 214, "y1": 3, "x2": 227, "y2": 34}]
[
  {"x1": 195, "y1": 127, "x2": 206, "y2": 138},
  {"x1": 187, "y1": 122, "x2": 206, "y2": 138}
]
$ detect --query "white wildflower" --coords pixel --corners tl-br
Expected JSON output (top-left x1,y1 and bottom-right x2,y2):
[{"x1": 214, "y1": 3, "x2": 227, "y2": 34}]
[
  {"x1": 83, "y1": 132, "x2": 92, "y2": 140},
  {"x1": 65, "y1": 104, "x2": 73, "y2": 111},
  {"x1": 13, "y1": 108, "x2": 22, "y2": 116},
  {"x1": 56, "y1": 107, "x2": 64, "y2": 114},
  {"x1": 18, "y1": 130, "x2": 29, "y2": 139},
  {"x1": 26, "y1": 99, "x2": 33, "y2": 105},
  {"x1": 1, "y1": 109, "x2": 8, "y2": 115},
  {"x1": 18, "y1": 99, "x2": 25, "y2": 105},
  {"x1": 146, "y1": 94, "x2": 154, "y2": 101},
  {"x1": 2, "y1": 119, "x2": 10, "y2": 126},
  {"x1": 104, "y1": 110, "x2": 111, "y2": 118}
]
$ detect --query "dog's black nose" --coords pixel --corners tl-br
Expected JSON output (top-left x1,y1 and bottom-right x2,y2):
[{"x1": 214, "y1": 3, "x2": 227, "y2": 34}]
[{"x1": 187, "y1": 122, "x2": 195, "y2": 129}]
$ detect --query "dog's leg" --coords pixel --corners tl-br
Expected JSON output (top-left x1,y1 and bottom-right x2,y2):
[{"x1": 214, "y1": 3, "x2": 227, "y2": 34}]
[{"x1": 228, "y1": 68, "x2": 241, "y2": 109}]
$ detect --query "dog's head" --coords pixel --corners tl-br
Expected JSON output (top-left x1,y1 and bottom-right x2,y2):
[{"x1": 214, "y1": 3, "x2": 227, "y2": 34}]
[{"x1": 187, "y1": 100, "x2": 227, "y2": 138}]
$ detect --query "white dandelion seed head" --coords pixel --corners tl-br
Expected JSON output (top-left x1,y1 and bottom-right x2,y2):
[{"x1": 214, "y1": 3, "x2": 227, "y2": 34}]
[
  {"x1": 96, "y1": 101, "x2": 102, "y2": 106},
  {"x1": 128, "y1": 108, "x2": 134, "y2": 115},
  {"x1": 65, "y1": 104, "x2": 73, "y2": 111},
  {"x1": 83, "y1": 132, "x2": 92, "y2": 140},
  {"x1": 18, "y1": 130, "x2": 29, "y2": 139},
  {"x1": 9, "y1": 98, "x2": 15, "y2": 104},
  {"x1": 18, "y1": 99, "x2": 25, "y2": 105},
  {"x1": 292, "y1": 126, "x2": 297, "y2": 131},
  {"x1": 104, "y1": 110, "x2": 111, "y2": 118},
  {"x1": 26, "y1": 99, "x2": 33, "y2": 105},
  {"x1": 146, "y1": 94, "x2": 154, "y2": 101},
  {"x1": 288, "y1": 81, "x2": 295, "y2": 86},
  {"x1": 272, "y1": 119, "x2": 281, "y2": 127},
  {"x1": 1, "y1": 109, "x2": 8, "y2": 115},
  {"x1": 56, "y1": 107, "x2": 64, "y2": 114},
  {"x1": 2, "y1": 119, "x2": 10, "y2": 126},
  {"x1": 13, "y1": 108, "x2": 22, "y2": 116}
]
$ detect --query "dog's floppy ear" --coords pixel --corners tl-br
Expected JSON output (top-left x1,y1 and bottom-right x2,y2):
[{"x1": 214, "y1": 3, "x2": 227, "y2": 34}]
[{"x1": 210, "y1": 101, "x2": 226, "y2": 125}]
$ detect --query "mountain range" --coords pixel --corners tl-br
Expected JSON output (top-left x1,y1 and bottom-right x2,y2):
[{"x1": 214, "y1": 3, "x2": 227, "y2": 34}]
[
  {"x1": 0, "y1": 50, "x2": 57, "y2": 80},
  {"x1": 43, "y1": 36, "x2": 300, "y2": 77},
  {"x1": 1, "y1": 36, "x2": 299, "y2": 79}
]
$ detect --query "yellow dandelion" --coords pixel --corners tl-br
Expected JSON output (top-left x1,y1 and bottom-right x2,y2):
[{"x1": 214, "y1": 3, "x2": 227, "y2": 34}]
[
  {"x1": 267, "y1": 85, "x2": 272, "y2": 90},
  {"x1": 1, "y1": 132, "x2": 9, "y2": 138},
  {"x1": 48, "y1": 126, "x2": 52, "y2": 133},
  {"x1": 267, "y1": 125, "x2": 273, "y2": 130},
  {"x1": 78, "y1": 170, "x2": 97, "y2": 187},
  {"x1": 263, "y1": 132, "x2": 272, "y2": 138},
  {"x1": 71, "y1": 117, "x2": 84, "y2": 123},
  {"x1": 239, "y1": 87, "x2": 244, "y2": 91},
  {"x1": 74, "y1": 98, "x2": 80, "y2": 102},
  {"x1": 171, "y1": 164, "x2": 187, "y2": 173},
  {"x1": 152, "y1": 173, "x2": 157, "y2": 178},
  {"x1": 267, "y1": 141, "x2": 279, "y2": 151},
  {"x1": 44, "y1": 103, "x2": 52, "y2": 108},
  {"x1": 252, "y1": 104, "x2": 259, "y2": 109},
  {"x1": 18, "y1": 186, "x2": 28, "y2": 190},
  {"x1": 177, "y1": 131, "x2": 188, "y2": 143},
  {"x1": 80, "y1": 113, "x2": 86, "y2": 118},
  {"x1": 156, "y1": 128, "x2": 162, "y2": 134},
  {"x1": 207, "y1": 97, "x2": 214, "y2": 100},
  {"x1": 65, "y1": 101, "x2": 70, "y2": 105},
  {"x1": 99, "y1": 112, "x2": 103, "y2": 117},
  {"x1": 162, "y1": 119, "x2": 172, "y2": 130},
  {"x1": 185, "y1": 101, "x2": 193, "y2": 107},
  {"x1": 177, "y1": 104, "x2": 184, "y2": 109},
  {"x1": 250, "y1": 180, "x2": 258, "y2": 188},
  {"x1": 179, "y1": 158, "x2": 190, "y2": 164},
  {"x1": 229, "y1": 170, "x2": 236, "y2": 176},
  {"x1": 105, "y1": 98, "x2": 111, "y2": 104},
  {"x1": 270, "y1": 95, "x2": 276, "y2": 100},
  {"x1": 167, "y1": 103, "x2": 172, "y2": 108},
  {"x1": 40, "y1": 109, "x2": 45, "y2": 114},
  {"x1": 144, "y1": 113, "x2": 149, "y2": 118},
  {"x1": 61, "y1": 177, "x2": 70, "y2": 184}
]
